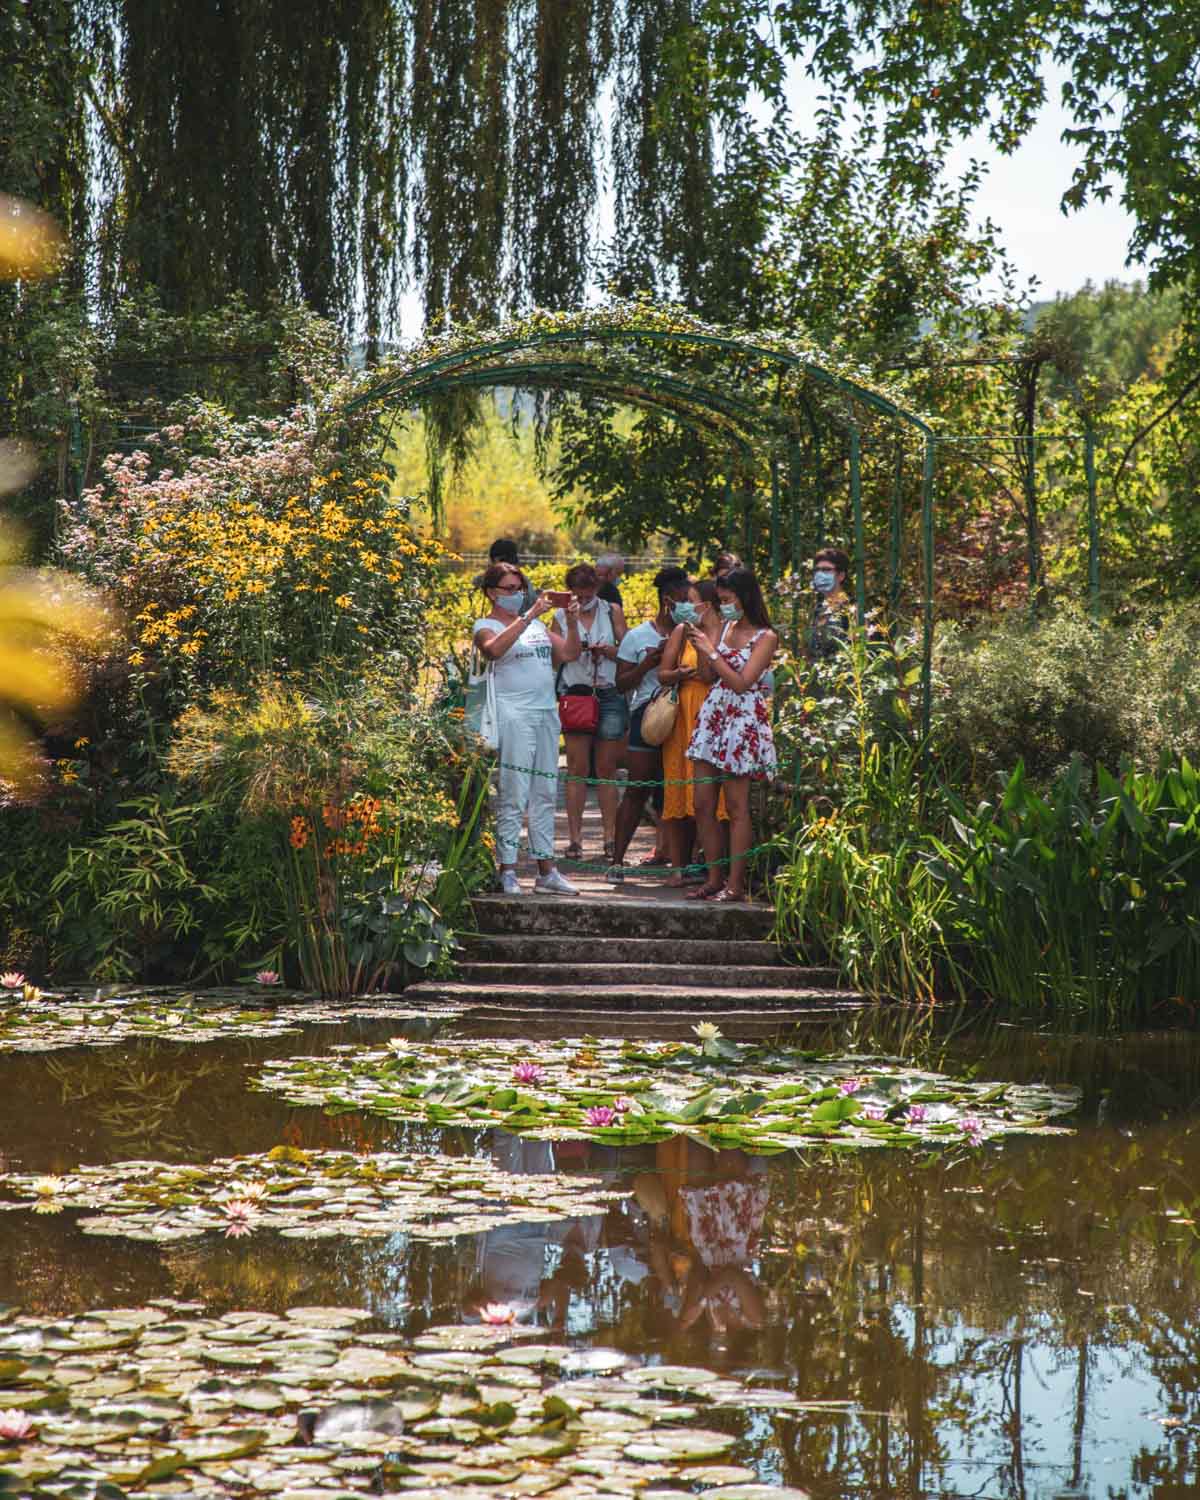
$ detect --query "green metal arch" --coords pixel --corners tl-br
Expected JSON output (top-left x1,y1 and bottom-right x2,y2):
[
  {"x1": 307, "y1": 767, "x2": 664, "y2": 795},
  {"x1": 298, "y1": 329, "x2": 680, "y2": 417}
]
[{"x1": 343, "y1": 315, "x2": 939, "y2": 734}]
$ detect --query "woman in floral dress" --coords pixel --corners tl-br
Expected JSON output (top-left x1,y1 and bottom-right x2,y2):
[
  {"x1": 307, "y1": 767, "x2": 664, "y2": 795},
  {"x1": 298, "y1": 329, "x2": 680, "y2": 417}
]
[{"x1": 684, "y1": 568, "x2": 777, "y2": 902}]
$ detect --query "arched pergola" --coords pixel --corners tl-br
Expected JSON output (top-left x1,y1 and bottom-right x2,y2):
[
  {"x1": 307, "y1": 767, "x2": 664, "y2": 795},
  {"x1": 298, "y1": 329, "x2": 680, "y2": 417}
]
[{"x1": 339, "y1": 301, "x2": 942, "y2": 734}]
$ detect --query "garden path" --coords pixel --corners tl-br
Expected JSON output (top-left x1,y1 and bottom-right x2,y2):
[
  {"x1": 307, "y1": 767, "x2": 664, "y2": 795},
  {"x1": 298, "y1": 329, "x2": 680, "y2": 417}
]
[{"x1": 408, "y1": 795, "x2": 865, "y2": 1018}]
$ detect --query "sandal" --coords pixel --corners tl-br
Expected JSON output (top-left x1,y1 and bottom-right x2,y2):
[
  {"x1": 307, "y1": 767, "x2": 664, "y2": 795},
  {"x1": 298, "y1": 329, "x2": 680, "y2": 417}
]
[
  {"x1": 711, "y1": 888, "x2": 747, "y2": 903},
  {"x1": 683, "y1": 884, "x2": 724, "y2": 901},
  {"x1": 603, "y1": 842, "x2": 616, "y2": 863},
  {"x1": 564, "y1": 842, "x2": 583, "y2": 861}
]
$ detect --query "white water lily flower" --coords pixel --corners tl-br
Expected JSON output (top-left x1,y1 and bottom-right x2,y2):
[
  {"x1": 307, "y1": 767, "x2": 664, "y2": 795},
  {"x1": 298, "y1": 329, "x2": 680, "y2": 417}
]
[
  {"x1": 386, "y1": 1036, "x2": 411, "y2": 1053},
  {"x1": 0, "y1": 972, "x2": 25, "y2": 989},
  {"x1": 692, "y1": 1022, "x2": 722, "y2": 1042},
  {"x1": 32, "y1": 1176, "x2": 64, "y2": 1197}
]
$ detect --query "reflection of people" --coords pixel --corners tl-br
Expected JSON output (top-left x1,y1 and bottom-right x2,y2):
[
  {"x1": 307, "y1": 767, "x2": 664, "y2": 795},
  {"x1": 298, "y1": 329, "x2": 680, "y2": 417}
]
[{"x1": 633, "y1": 1140, "x2": 769, "y2": 1349}]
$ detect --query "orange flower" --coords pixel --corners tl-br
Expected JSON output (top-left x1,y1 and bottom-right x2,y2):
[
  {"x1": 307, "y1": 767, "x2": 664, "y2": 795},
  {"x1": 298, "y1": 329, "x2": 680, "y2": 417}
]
[{"x1": 289, "y1": 816, "x2": 310, "y2": 850}]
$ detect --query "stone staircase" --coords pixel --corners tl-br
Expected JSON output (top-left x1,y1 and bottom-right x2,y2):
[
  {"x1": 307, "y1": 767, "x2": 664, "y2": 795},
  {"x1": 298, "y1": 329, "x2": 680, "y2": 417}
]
[{"x1": 406, "y1": 892, "x2": 863, "y2": 1017}]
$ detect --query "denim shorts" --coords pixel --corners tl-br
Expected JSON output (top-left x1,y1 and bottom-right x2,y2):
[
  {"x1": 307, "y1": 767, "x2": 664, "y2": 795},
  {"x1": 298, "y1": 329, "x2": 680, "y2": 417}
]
[
  {"x1": 560, "y1": 685, "x2": 628, "y2": 742},
  {"x1": 596, "y1": 686, "x2": 629, "y2": 741}
]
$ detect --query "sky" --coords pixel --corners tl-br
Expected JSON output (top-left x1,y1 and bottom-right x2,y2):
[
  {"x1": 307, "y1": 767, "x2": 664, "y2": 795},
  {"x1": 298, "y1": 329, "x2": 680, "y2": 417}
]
[{"x1": 784, "y1": 58, "x2": 1141, "y2": 303}]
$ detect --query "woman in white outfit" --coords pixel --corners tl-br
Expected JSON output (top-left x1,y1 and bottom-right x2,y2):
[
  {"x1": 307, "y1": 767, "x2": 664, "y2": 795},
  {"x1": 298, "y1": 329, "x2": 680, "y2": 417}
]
[
  {"x1": 555, "y1": 561, "x2": 627, "y2": 862},
  {"x1": 475, "y1": 561, "x2": 581, "y2": 896}
]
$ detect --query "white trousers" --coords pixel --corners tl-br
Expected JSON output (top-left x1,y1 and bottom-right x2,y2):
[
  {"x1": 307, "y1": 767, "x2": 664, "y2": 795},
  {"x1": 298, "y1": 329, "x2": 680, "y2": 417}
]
[{"x1": 495, "y1": 706, "x2": 560, "y2": 865}]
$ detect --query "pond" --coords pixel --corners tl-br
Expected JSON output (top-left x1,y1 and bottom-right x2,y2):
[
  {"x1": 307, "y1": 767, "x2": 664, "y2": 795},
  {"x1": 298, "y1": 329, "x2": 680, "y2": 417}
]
[{"x1": 1, "y1": 1001, "x2": 1198, "y2": 1499}]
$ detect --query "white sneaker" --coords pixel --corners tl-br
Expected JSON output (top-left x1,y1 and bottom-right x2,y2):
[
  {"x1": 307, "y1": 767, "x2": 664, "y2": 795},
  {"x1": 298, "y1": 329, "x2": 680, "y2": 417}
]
[
  {"x1": 534, "y1": 869, "x2": 578, "y2": 896},
  {"x1": 500, "y1": 871, "x2": 523, "y2": 895}
]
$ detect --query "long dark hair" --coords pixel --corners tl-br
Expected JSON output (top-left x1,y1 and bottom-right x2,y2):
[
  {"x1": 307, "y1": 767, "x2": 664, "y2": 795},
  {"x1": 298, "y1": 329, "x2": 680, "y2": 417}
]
[{"x1": 719, "y1": 567, "x2": 772, "y2": 629}]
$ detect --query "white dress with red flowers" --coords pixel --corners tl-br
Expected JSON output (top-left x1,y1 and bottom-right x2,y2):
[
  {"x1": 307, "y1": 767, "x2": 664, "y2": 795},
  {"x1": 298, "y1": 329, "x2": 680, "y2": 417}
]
[{"x1": 686, "y1": 626, "x2": 777, "y2": 777}]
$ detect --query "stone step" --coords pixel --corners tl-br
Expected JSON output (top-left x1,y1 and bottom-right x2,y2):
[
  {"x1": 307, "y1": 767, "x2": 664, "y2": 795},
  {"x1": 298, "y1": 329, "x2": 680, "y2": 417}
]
[
  {"x1": 447, "y1": 1008, "x2": 854, "y2": 1036},
  {"x1": 459, "y1": 934, "x2": 786, "y2": 967},
  {"x1": 471, "y1": 894, "x2": 775, "y2": 941},
  {"x1": 405, "y1": 981, "x2": 860, "y2": 1012},
  {"x1": 455, "y1": 961, "x2": 840, "y2": 989}
]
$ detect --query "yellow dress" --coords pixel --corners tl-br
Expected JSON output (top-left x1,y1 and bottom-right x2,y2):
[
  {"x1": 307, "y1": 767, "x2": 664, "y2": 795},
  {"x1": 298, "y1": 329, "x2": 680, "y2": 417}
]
[{"x1": 662, "y1": 638, "x2": 728, "y2": 821}]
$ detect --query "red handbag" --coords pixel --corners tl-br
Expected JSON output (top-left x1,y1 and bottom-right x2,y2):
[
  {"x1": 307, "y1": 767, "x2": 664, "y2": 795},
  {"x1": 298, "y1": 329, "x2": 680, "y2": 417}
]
[
  {"x1": 558, "y1": 685, "x2": 599, "y2": 734},
  {"x1": 557, "y1": 657, "x2": 600, "y2": 734}
]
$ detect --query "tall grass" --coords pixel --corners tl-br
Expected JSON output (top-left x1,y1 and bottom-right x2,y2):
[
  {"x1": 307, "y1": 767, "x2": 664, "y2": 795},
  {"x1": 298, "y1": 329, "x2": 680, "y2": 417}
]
[{"x1": 923, "y1": 758, "x2": 1200, "y2": 1030}]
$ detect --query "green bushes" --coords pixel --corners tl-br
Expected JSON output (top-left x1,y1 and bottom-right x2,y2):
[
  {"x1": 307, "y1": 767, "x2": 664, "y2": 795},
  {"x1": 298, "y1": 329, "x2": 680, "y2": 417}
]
[
  {"x1": 934, "y1": 602, "x2": 1200, "y2": 790},
  {"x1": 771, "y1": 611, "x2": 1200, "y2": 1028}
]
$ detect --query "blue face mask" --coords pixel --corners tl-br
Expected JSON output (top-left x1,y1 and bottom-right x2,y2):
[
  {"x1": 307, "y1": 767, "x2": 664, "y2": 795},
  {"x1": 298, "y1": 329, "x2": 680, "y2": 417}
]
[
  {"x1": 719, "y1": 602, "x2": 742, "y2": 621},
  {"x1": 813, "y1": 569, "x2": 837, "y2": 595},
  {"x1": 671, "y1": 601, "x2": 699, "y2": 625},
  {"x1": 495, "y1": 592, "x2": 524, "y2": 613}
]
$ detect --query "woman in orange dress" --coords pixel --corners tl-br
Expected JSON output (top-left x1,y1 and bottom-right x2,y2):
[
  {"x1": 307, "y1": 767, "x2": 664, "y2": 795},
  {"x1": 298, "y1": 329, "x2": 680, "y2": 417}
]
[{"x1": 658, "y1": 581, "x2": 726, "y2": 884}]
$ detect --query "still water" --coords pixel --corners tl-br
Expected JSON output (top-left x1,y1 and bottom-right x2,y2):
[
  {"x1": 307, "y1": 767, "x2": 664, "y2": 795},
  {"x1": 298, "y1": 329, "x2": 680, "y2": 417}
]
[{"x1": 2, "y1": 1007, "x2": 1199, "y2": 1499}]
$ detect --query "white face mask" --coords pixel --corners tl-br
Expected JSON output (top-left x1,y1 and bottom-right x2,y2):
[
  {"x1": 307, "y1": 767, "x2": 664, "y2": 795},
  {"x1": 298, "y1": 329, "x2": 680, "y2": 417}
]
[{"x1": 494, "y1": 592, "x2": 524, "y2": 613}]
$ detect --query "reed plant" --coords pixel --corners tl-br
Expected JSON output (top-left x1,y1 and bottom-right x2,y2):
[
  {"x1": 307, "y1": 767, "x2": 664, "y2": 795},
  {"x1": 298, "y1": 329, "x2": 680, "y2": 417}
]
[{"x1": 922, "y1": 758, "x2": 1200, "y2": 1030}]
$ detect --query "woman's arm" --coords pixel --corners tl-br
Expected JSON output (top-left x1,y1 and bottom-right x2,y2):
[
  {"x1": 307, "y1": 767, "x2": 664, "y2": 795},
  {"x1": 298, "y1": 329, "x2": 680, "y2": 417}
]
[
  {"x1": 615, "y1": 640, "x2": 663, "y2": 693},
  {"x1": 693, "y1": 629, "x2": 777, "y2": 694},
  {"x1": 548, "y1": 600, "x2": 582, "y2": 667},
  {"x1": 658, "y1": 623, "x2": 694, "y2": 685},
  {"x1": 475, "y1": 606, "x2": 542, "y2": 662},
  {"x1": 610, "y1": 603, "x2": 628, "y2": 643}
]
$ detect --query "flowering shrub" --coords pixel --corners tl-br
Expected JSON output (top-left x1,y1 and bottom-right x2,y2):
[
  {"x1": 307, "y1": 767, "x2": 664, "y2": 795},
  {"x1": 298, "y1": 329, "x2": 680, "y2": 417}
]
[{"x1": 59, "y1": 402, "x2": 448, "y2": 714}]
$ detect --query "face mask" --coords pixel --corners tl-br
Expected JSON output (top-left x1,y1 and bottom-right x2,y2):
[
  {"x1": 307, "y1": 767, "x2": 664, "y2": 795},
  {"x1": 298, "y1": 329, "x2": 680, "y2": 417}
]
[
  {"x1": 495, "y1": 592, "x2": 524, "y2": 613},
  {"x1": 813, "y1": 569, "x2": 837, "y2": 594},
  {"x1": 719, "y1": 602, "x2": 742, "y2": 621},
  {"x1": 671, "y1": 602, "x2": 699, "y2": 625}
]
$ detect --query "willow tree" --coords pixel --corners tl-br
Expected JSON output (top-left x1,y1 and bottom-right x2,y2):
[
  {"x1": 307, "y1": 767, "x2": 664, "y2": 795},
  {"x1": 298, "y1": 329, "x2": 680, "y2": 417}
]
[{"x1": 3, "y1": 0, "x2": 787, "y2": 352}]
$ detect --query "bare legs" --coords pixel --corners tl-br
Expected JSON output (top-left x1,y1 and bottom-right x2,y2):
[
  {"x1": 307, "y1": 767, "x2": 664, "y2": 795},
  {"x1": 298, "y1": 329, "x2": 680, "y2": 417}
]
[
  {"x1": 721, "y1": 775, "x2": 752, "y2": 898},
  {"x1": 564, "y1": 732, "x2": 622, "y2": 853},
  {"x1": 612, "y1": 747, "x2": 659, "y2": 865},
  {"x1": 690, "y1": 758, "x2": 727, "y2": 897}
]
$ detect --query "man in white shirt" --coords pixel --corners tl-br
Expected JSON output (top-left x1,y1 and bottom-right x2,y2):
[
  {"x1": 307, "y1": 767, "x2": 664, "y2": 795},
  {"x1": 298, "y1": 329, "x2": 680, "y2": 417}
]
[{"x1": 607, "y1": 566, "x2": 690, "y2": 881}]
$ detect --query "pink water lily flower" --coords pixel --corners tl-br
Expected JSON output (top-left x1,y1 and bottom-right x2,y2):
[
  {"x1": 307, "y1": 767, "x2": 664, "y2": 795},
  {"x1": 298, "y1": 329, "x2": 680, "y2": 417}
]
[
  {"x1": 222, "y1": 1198, "x2": 260, "y2": 1238},
  {"x1": 905, "y1": 1103, "x2": 928, "y2": 1124},
  {"x1": 512, "y1": 1061, "x2": 545, "y2": 1086},
  {"x1": 612, "y1": 1096, "x2": 636, "y2": 1114},
  {"x1": 837, "y1": 1076, "x2": 863, "y2": 1096},
  {"x1": 861, "y1": 1104, "x2": 886, "y2": 1121},
  {"x1": 959, "y1": 1115, "x2": 985, "y2": 1143},
  {"x1": 254, "y1": 970, "x2": 281, "y2": 986},
  {"x1": 478, "y1": 1303, "x2": 518, "y2": 1325},
  {"x1": 0, "y1": 1409, "x2": 35, "y2": 1441},
  {"x1": 0, "y1": 972, "x2": 25, "y2": 990},
  {"x1": 584, "y1": 1105, "x2": 617, "y2": 1128}
]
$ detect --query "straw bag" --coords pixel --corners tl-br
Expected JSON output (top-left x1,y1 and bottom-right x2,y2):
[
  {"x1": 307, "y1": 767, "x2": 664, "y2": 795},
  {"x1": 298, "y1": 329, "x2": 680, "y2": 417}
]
[{"x1": 639, "y1": 685, "x2": 678, "y2": 746}]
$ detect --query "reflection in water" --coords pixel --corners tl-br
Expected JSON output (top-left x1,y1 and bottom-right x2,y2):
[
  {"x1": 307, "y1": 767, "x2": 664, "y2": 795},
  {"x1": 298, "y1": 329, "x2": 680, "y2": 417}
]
[{"x1": 3, "y1": 1013, "x2": 1200, "y2": 1496}]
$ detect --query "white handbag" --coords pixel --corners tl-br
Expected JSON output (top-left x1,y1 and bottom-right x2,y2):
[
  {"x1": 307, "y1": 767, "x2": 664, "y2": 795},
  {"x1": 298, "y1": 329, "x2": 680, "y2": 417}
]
[{"x1": 464, "y1": 646, "x2": 500, "y2": 750}]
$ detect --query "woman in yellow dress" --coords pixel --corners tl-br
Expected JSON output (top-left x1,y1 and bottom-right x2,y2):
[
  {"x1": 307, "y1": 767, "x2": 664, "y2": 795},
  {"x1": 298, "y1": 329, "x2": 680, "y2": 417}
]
[{"x1": 658, "y1": 581, "x2": 727, "y2": 885}]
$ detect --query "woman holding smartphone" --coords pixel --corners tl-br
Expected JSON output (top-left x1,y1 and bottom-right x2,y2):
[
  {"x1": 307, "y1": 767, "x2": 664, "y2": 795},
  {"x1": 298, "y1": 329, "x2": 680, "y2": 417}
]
[
  {"x1": 554, "y1": 562, "x2": 627, "y2": 861},
  {"x1": 657, "y1": 579, "x2": 727, "y2": 884},
  {"x1": 685, "y1": 568, "x2": 777, "y2": 902},
  {"x1": 474, "y1": 562, "x2": 581, "y2": 896}
]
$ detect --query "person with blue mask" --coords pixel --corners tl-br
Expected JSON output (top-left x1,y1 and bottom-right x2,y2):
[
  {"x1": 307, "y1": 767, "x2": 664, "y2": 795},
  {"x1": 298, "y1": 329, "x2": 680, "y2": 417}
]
[
  {"x1": 657, "y1": 580, "x2": 728, "y2": 883},
  {"x1": 807, "y1": 546, "x2": 853, "y2": 662},
  {"x1": 685, "y1": 568, "x2": 778, "y2": 902},
  {"x1": 474, "y1": 561, "x2": 581, "y2": 896}
]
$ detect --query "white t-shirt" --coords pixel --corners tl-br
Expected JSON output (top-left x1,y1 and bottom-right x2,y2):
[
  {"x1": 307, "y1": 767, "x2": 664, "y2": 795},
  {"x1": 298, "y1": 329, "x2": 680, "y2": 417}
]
[
  {"x1": 474, "y1": 617, "x2": 557, "y2": 711},
  {"x1": 554, "y1": 598, "x2": 618, "y2": 690},
  {"x1": 618, "y1": 620, "x2": 668, "y2": 712}
]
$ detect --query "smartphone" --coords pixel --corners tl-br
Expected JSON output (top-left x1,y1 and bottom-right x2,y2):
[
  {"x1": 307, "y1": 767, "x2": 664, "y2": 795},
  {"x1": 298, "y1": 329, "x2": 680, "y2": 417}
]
[{"x1": 546, "y1": 590, "x2": 573, "y2": 607}]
